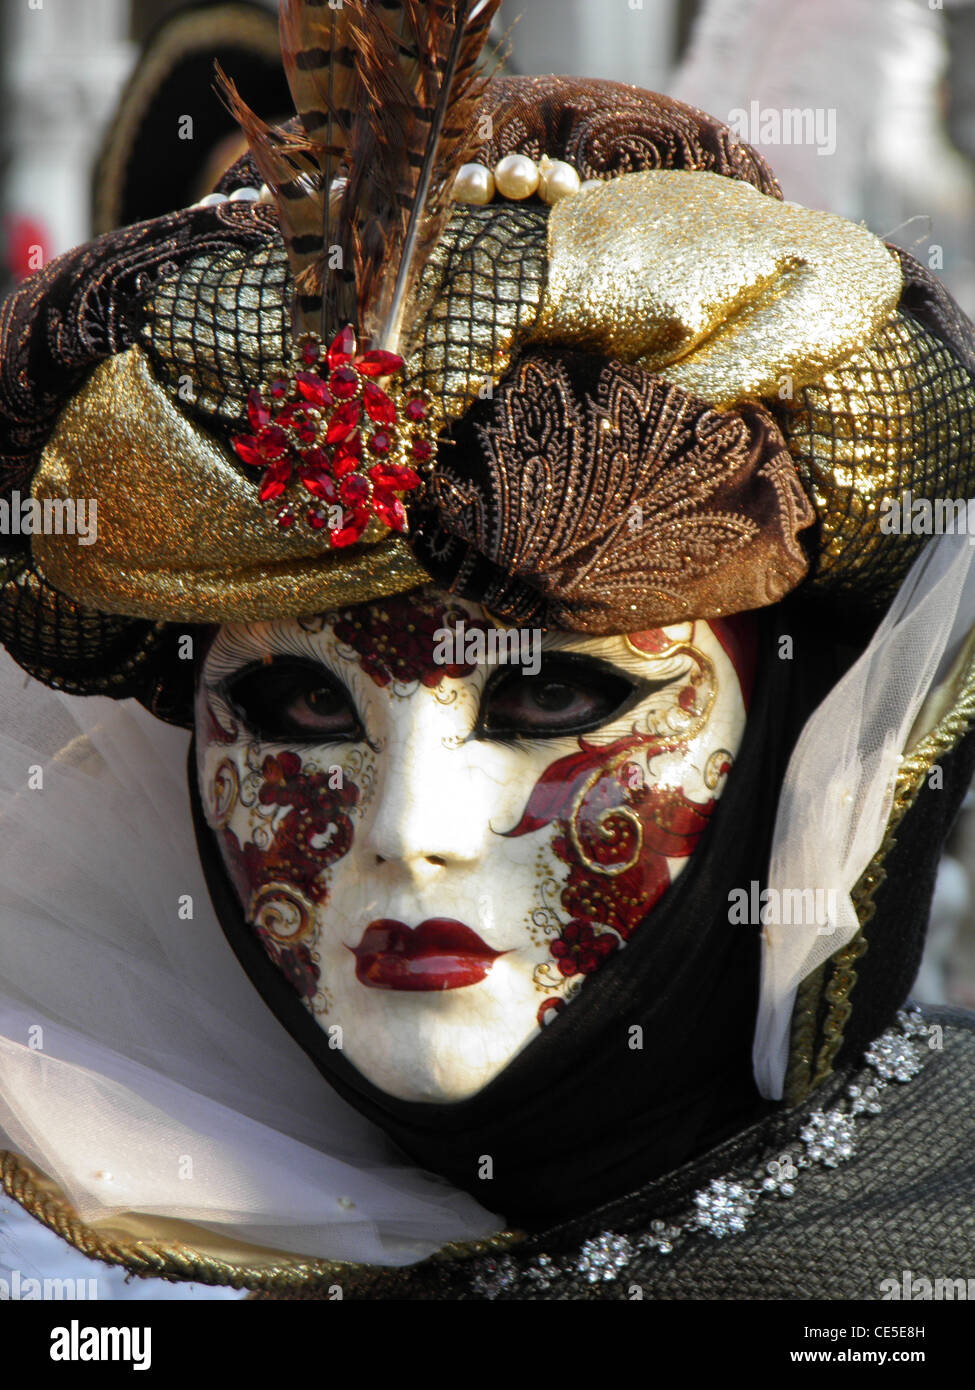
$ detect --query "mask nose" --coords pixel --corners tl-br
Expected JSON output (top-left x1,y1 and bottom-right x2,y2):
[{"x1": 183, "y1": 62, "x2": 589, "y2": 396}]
[{"x1": 362, "y1": 699, "x2": 490, "y2": 880}]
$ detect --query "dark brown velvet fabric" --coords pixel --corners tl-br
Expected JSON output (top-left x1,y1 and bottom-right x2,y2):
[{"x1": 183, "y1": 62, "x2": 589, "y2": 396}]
[{"x1": 472, "y1": 74, "x2": 781, "y2": 195}]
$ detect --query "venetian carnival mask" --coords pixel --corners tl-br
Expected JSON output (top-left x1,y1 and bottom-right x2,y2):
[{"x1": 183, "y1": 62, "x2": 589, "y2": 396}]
[
  {"x1": 196, "y1": 590, "x2": 754, "y2": 1101},
  {"x1": 6, "y1": 0, "x2": 975, "y2": 1294}
]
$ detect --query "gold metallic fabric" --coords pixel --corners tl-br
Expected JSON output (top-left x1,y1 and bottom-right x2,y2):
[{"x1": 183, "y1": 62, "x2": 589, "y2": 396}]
[
  {"x1": 31, "y1": 347, "x2": 430, "y2": 623},
  {"x1": 532, "y1": 170, "x2": 902, "y2": 408}
]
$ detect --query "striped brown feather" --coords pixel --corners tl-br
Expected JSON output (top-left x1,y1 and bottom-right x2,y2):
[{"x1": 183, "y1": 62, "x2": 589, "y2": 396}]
[
  {"x1": 218, "y1": 1, "x2": 500, "y2": 345},
  {"x1": 339, "y1": 0, "x2": 502, "y2": 351},
  {"x1": 215, "y1": 65, "x2": 333, "y2": 333}
]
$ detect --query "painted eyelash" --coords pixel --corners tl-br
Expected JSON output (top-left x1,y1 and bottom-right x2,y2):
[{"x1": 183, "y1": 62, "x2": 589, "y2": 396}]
[
  {"x1": 205, "y1": 639, "x2": 374, "y2": 718},
  {"x1": 216, "y1": 659, "x2": 361, "y2": 741}
]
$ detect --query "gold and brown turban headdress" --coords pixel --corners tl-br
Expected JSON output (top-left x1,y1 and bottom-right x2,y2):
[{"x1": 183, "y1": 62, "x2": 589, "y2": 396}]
[
  {"x1": 2, "y1": 0, "x2": 974, "y2": 726},
  {"x1": 6, "y1": 0, "x2": 975, "y2": 1300}
]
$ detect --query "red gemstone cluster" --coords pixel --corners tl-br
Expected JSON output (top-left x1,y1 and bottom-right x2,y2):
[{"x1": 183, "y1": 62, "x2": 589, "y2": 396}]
[{"x1": 230, "y1": 325, "x2": 437, "y2": 544}]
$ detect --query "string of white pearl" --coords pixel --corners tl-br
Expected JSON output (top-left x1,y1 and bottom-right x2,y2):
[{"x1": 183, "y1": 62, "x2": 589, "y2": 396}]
[
  {"x1": 191, "y1": 182, "x2": 335, "y2": 209},
  {"x1": 453, "y1": 154, "x2": 600, "y2": 206},
  {"x1": 190, "y1": 186, "x2": 263, "y2": 208},
  {"x1": 191, "y1": 157, "x2": 595, "y2": 212}
]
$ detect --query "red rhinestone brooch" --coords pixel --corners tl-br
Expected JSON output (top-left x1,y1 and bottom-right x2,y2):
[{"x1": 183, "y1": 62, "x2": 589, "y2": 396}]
[{"x1": 230, "y1": 325, "x2": 437, "y2": 544}]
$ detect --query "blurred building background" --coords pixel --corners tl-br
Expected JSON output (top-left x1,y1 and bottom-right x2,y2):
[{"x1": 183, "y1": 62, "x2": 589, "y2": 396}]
[
  {"x1": 8, "y1": 0, "x2": 975, "y2": 311},
  {"x1": 2, "y1": 0, "x2": 975, "y2": 1290}
]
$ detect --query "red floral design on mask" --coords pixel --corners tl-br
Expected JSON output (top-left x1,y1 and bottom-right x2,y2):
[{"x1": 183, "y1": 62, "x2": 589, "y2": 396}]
[
  {"x1": 242, "y1": 750, "x2": 358, "y2": 902},
  {"x1": 507, "y1": 621, "x2": 757, "y2": 1005},
  {"x1": 508, "y1": 710, "x2": 722, "y2": 1022},
  {"x1": 219, "y1": 749, "x2": 360, "y2": 1001},
  {"x1": 549, "y1": 919, "x2": 620, "y2": 976},
  {"x1": 332, "y1": 593, "x2": 492, "y2": 688}
]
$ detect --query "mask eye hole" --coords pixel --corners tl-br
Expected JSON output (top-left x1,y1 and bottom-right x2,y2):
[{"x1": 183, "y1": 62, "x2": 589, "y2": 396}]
[
  {"x1": 220, "y1": 658, "x2": 362, "y2": 742},
  {"x1": 478, "y1": 656, "x2": 640, "y2": 739}
]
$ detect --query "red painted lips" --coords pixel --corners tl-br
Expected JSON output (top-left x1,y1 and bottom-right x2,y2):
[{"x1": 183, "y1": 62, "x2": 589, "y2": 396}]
[{"x1": 351, "y1": 918, "x2": 506, "y2": 991}]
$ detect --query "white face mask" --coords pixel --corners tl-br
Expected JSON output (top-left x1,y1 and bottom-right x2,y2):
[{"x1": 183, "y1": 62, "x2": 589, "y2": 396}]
[{"x1": 195, "y1": 589, "x2": 752, "y2": 1103}]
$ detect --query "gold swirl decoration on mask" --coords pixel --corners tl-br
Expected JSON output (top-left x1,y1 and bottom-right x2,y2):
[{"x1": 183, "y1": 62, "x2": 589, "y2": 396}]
[
  {"x1": 567, "y1": 637, "x2": 716, "y2": 877},
  {"x1": 249, "y1": 883, "x2": 316, "y2": 944},
  {"x1": 207, "y1": 758, "x2": 240, "y2": 829},
  {"x1": 704, "y1": 748, "x2": 735, "y2": 792}
]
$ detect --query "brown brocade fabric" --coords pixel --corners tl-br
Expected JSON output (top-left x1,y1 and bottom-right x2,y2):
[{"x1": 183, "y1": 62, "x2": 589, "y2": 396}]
[
  {"x1": 411, "y1": 352, "x2": 815, "y2": 634},
  {"x1": 471, "y1": 75, "x2": 782, "y2": 196}
]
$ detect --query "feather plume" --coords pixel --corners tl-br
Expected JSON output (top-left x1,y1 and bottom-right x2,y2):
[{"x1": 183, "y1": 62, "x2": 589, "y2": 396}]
[
  {"x1": 218, "y1": 0, "x2": 500, "y2": 350},
  {"x1": 215, "y1": 69, "x2": 337, "y2": 334},
  {"x1": 276, "y1": 0, "x2": 361, "y2": 331}
]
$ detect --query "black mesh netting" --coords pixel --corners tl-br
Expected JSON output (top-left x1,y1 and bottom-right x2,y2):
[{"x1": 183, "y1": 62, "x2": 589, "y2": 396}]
[
  {"x1": 141, "y1": 202, "x2": 550, "y2": 430},
  {"x1": 141, "y1": 240, "x2": 292, "y2": 430}
]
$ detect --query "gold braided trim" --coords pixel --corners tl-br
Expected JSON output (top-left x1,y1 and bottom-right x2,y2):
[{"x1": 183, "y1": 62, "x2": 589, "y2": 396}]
[
  {"x1": 781, "y1": 964, "x2": 825, "y2": 1106},
  {"x1": 784, "y1": 628, "x2": 975, "y2": 1104},
  {"x1": 0, "y1": 1150, "x2": 521, "y2": 1294},
  {"x1": 809, "y1": 933, "x2": 869, "y2": 1091}
]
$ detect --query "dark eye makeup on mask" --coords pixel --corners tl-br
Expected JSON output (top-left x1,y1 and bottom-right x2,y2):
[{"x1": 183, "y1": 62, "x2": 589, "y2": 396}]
[{"x1": 218, "y1": 652, "x2": 671, "y2": 744}]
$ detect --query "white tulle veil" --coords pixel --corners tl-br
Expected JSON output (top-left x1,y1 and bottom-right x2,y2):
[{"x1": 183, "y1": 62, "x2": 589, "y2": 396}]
[{"x1": 756, "y1": 530, "x2": 975, "y2": 1097}]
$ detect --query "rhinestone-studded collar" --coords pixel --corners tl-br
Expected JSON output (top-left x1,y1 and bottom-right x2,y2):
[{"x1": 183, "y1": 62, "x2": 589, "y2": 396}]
[{"x1": 469, "y1": 1008, "x2": 931, "y2": 1296}]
